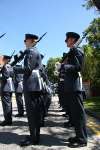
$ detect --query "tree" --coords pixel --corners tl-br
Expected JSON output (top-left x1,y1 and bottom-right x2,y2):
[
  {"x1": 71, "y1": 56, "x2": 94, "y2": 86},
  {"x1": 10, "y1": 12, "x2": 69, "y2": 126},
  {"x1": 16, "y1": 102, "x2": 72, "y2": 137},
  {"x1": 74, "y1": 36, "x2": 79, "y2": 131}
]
[
  {"x1": 83, "y1": 0, "x2": 100, "y2": 10},
  {"x1": 93, "y1": 0, "x2": 100, "y2": 10},
  {"x1": 82, "y1": 45, "x2": 94, "y2": 81},
  {"x1": 46, "y1": 57, "x2": 61, "y2": 83},
  {"x1": 83, "y1": 0, "x2": 94, "y2": 9},
  {"x1": 82, "y1": 18, "x2": 100, "y2": 87},
  {"x1": 85, "y1": 18, "x2": 100, "y2": 48}
]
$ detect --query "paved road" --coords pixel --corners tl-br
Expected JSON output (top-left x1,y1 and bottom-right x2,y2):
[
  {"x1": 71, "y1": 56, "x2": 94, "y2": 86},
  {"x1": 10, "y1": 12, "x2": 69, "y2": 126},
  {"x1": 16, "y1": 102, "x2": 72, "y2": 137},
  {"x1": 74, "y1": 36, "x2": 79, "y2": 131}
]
[{"x1": 0, "y1": 96, "x2": 100, "y2": 150}]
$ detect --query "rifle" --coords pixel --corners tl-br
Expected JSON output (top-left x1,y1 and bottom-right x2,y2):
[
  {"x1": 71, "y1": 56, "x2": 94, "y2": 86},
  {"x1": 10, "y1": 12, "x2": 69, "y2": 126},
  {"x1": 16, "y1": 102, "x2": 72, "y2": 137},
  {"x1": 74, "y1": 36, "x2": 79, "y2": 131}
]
[
  {"x1": 73, "y1": 32, "x2": 87, "y2": 48},
  {"x1": 0, "y1": 33, "x2": 6, "y2": 39}
]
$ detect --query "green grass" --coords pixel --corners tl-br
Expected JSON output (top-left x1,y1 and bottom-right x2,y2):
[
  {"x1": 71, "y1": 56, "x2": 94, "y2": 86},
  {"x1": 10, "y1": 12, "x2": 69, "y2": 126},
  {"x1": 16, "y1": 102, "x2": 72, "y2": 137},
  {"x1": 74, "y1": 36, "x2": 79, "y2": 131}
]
[{"x1": 84, "y1": 97, "x2": 100, "y2": 116}]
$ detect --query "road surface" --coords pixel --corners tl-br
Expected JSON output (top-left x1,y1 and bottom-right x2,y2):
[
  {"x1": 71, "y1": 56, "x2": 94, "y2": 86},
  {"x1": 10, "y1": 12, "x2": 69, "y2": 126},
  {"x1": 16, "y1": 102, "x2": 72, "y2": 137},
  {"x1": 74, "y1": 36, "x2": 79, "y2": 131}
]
[{"x1": 0, "y1": 96, "x2": 100, "y2": 150}]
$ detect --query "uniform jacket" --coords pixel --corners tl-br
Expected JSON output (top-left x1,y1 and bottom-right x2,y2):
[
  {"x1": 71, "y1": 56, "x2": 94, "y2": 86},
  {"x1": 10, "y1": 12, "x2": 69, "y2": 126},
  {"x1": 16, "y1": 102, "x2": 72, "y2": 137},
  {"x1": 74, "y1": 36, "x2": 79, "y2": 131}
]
[
  {"x1": 14, "y1": 73, "x2": 23, "y2": 93},
  {"x1": 63, "y1": 48, "x2": 84, "y2": 92},
  {"x1": 39, "y1": 65, "x2": 48, "y2": 93},
  {"x1": 1, "y1": 64, "x2": 14, "y2": 92},
  {"x1": 14, "y1": 47, "x2": 42, "y2": 92}
]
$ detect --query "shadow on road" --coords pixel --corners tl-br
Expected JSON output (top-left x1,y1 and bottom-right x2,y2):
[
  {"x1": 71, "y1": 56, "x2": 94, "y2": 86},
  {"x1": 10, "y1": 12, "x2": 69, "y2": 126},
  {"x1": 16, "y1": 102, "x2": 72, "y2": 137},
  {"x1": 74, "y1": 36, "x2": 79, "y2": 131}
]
[
  {"x1": 40, "y1": 123, "x2": 74, "y2": 146},
  {"x1": 40, "y1": 133, "x2": 68, "y2": 146},
  {"x1": 0, "y1": 131, "x2": 69, "y2": 147},
  {"x1": 0, "y1": 132, "x2": 26, "y2": 145},
  {"x1": 0, "y1": 97, "x2": 99, "y2": 149},
  {"x1": 12, "y1": 121, "x2": 28, "y2": 126}
]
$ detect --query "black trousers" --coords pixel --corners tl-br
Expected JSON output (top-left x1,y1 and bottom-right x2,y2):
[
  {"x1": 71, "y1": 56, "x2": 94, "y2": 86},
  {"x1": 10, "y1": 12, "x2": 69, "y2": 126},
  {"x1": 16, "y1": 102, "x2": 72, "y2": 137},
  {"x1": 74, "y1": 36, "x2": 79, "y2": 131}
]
[
  {"x1": 64, "y1": 92, "x2": 87, "y2": 143},
  {"x1": 24, "y1": 91, "x2": 41, "y2": 142},
  {"x1": 15, "y1": 93, "x2": 24, "y2": 115},
  {"x1": 58, "y1": 82, "x2": 65, "y2": 108},
  {"x1": 40, "y1": 93, "x2": 51, "y2": 119},
  {"x1": 1, "y1": 92, "x2": 12, "y2": 122}
]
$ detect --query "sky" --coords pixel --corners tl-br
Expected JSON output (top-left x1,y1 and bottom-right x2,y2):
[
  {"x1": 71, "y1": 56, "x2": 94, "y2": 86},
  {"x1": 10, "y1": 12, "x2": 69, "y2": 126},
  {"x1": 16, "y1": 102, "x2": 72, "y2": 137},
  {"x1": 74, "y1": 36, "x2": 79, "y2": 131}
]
[{"x1": 0, "y1": 0, "x2": 97, "y2": 64}]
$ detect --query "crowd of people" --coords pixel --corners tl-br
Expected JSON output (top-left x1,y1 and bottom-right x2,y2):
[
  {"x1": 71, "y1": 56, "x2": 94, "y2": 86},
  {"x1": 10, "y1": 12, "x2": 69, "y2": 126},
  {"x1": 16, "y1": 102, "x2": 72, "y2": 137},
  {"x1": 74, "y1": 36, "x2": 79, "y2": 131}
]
[{"x1": 0, "y1": 32, "x2": 87, "y2": 148}]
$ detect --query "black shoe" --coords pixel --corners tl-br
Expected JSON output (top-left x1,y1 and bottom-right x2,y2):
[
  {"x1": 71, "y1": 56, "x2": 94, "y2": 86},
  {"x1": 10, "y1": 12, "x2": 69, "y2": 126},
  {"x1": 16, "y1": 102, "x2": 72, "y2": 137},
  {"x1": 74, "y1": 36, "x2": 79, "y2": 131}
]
[
  {"x1": 20, "y1": 136, "x2": 39, "y2": 147},
  {"x1": 62, "y1": 113, "x2": 68, "y2": 117},
  {"x1": 40, "y1": 122, "x2": 45, "y2": 127},
  {"x1": 0, "y1": 120, "x2": 12, "y2": 126},
  {"x1": 67, "y1": 137, "x2": 79, "y2": 143},
  {"x1": 64, "y1": 122, "x2": 73, "y2": 128},
  {"x1": 15, "y1": 114, "x2": 24, "y2": 117},
  {"x1": 68, "y1": 141, "x2": 87, "y2": 148}
]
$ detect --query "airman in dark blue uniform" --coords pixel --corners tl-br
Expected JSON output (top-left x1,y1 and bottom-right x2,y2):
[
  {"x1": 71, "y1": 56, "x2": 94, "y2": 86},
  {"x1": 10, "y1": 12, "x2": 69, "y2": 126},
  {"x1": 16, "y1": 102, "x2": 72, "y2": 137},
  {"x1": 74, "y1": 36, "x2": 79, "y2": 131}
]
[
  {"x1": 14, "y1": 34, "x2": 42, "y2": 146},
  {"x1": 58, "y1": 53, "x2": 69, "y2": 111},
  {"x1": 58, "y1": 53, "x2": 73, "y2": 124},
  {"x1": 39, "y1": 64, "x2": 52, "y2": 126},
  {"x1": 14, "y1": 68, "x2": 24, "y2": 117},
  {"x1": 0, "y1": 55, "x2": 14, "y2": 126},
  {"x1": 63, "y1": 32, "x2": 87, "y2": 148}
]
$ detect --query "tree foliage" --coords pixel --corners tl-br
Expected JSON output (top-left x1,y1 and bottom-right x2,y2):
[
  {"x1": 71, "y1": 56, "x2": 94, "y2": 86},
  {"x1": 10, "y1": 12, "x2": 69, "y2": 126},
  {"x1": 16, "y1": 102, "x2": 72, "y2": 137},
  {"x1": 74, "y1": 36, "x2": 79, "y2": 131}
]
[
  {"x1": 85, "y1": 18, "x2": 100, "y2": 48},
  {"x1": 83, "y1": 0, "x2": 94, "y2": 9},
  {"x1": 46, "y1": 57, "x2": 61, "y2": 83},
  {"x1": 82, "y1": 18, "x2": 100, "y2": 87},
  {"x1": 83, "y1": 0, "x2": 100, "y2": 10}
]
